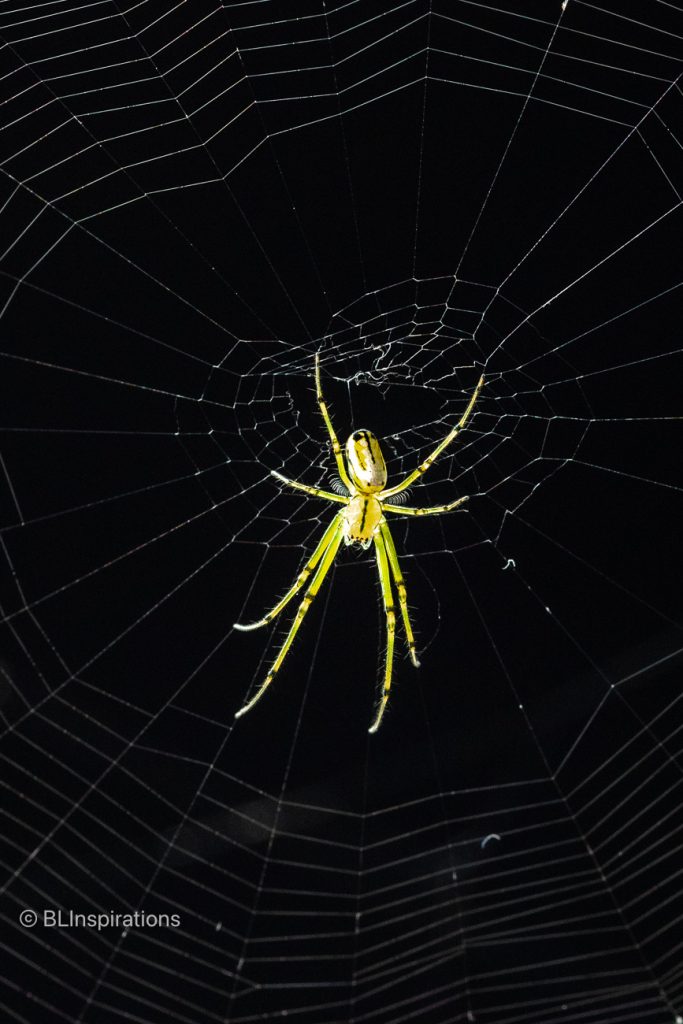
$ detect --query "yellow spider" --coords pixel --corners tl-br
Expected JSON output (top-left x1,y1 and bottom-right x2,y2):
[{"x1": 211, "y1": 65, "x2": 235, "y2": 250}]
[{"x1": 234, "y1": 354, "x2": 485, "y2": 733}]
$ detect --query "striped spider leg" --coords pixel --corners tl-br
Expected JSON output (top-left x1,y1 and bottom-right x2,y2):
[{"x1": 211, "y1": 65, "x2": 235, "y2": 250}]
[{"x1": 234, "y1": 355, "x2": 485, "y2": 731}]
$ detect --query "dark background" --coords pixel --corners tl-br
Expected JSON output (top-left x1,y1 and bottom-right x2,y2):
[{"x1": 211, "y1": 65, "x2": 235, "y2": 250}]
[{"x1": 1, "y1": 1, "x2": 682, "y2": 1022}]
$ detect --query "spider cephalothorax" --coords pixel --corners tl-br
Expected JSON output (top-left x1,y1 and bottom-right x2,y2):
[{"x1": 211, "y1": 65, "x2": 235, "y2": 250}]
[{"x1": 234, "y1": 354, "x2": 485, "y2": 732}]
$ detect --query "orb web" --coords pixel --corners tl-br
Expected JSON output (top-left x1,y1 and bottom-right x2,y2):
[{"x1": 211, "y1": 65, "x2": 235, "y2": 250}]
[{"x1": 1, "y1": 2, "x2": 682, "y2": 1023}]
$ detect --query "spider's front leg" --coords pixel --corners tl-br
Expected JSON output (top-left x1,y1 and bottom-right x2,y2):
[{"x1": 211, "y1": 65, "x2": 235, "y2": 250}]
[
  {"x1": 233, "y1": 512, "x2": 344, "y2": 632},
  {"x1": 235, "y1": 514, "x2": 344, "y2": 718},
  {"x1": 370, "y1": 531, "x2": 396, "y2": 734},
  {"x1": 379, "y1": 521, "x2": 420, "y2": 669}
]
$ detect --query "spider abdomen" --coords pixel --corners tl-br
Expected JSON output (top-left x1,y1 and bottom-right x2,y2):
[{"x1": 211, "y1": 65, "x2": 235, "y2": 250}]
[
  {"x1": 343, "y1": 494, "x2": 383, "y2": 547},
  {"x1": 346, "y1": 430, "x2": 387, "y2": 492}
]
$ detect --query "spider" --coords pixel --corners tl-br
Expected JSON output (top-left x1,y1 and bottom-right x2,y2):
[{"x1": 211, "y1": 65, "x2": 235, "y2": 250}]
[{"x1": 234, "y1": 354, "x2": 485, "y2": 733}]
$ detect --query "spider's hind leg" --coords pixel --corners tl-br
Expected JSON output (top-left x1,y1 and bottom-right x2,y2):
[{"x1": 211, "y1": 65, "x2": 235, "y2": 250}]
[{"x1": 315, "y1": 353, "x2": 353, "y2": 492}]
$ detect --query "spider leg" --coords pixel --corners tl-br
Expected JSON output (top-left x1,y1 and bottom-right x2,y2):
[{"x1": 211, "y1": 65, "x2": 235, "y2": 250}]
[
  {"x1": 382, "y1": 495, "x2": 470, "y2": 517},
  {"x1": 369, "y1": 531, "x2": 397, "y2": 734},
  {"x1": 379, "y1": 520, "x2": 420, "y2": 668},
  {"x1": 234, "y1": 512, "x2": 344, "y2": 631},
  {"x1": 235, "y1": 517, "x2": 344, "y2": 719},
  {"x1": 315, "y1": 353, "x2": 353, "y2": 492},
  {"x1": 380, "y1": 374, "x2": 485, "y2": 499},
  {"x1": 271, "y1": 470, "x2": 348, "y2": 504}
]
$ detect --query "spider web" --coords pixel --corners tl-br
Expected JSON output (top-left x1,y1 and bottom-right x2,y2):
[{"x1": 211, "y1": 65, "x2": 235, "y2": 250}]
[{"x1": 1, "y1": 1, "x2": 682, "y2": 1022}]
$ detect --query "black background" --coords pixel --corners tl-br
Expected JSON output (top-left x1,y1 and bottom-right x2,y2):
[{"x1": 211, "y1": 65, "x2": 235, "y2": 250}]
[{"x1": 1, "y1": 1, "x2": 682, "y2": 1022}]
